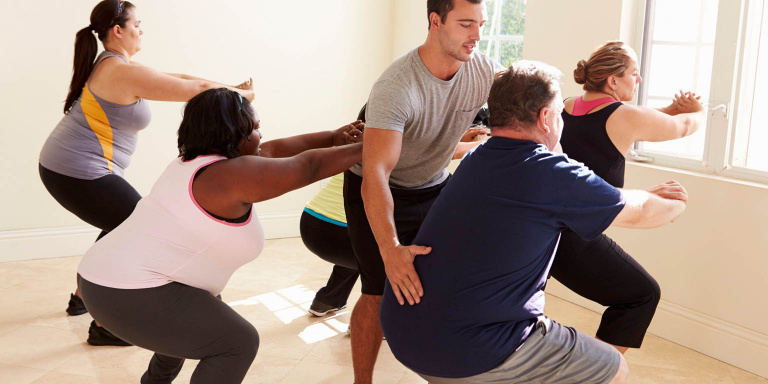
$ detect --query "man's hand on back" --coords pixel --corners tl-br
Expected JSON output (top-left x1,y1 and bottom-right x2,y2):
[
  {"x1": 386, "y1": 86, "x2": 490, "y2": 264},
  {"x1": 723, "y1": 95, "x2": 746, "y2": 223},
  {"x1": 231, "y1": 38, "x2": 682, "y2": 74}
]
[{"x1": 381, "y1": 244, "x2": 432, "y2": 306}]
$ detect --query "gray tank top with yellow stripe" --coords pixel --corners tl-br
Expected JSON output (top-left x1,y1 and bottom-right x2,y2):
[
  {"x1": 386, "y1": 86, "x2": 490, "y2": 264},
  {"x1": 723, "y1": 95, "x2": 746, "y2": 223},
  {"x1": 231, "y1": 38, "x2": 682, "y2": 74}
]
[{"x1": 40, "y1": 51, "x2": 152, "y2": 180}]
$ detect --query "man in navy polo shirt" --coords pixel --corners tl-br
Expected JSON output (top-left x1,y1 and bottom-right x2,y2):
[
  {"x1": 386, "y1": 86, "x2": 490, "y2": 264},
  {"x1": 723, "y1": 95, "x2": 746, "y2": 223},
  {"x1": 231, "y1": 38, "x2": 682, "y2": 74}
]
[{"x1": 379, "y1": 61, "x2": 689, "y2": 384}]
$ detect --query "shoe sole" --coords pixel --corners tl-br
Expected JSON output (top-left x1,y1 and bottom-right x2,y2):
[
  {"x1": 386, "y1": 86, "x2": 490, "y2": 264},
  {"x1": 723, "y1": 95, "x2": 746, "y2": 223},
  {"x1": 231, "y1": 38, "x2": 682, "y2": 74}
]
[
  {"x1": 87, "y1": 338, "x2": 132, "y2": 347},
  {"x1": 66, "y1": 308, "x2": 88, "y2": 316},
  {"x1": 308, "y1": 304, "x2": 347, "y2": 317}
]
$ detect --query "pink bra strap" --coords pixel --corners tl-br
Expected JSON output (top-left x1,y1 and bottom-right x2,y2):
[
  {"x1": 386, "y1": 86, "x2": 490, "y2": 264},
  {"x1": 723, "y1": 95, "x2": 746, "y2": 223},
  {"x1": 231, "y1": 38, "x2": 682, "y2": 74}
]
[{"x1": 572, "y1": 96, "x2": 618, "y2": 116}]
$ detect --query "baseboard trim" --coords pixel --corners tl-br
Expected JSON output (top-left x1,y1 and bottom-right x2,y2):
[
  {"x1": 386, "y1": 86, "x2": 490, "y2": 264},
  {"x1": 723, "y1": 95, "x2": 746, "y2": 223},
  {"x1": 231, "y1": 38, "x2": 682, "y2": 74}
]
[
  {"x1": 0, "y1": 212, "x2": 302, "y2": 263},
  {"x1": 546, "y1": 281, "x2": 768, "y2": 379}
]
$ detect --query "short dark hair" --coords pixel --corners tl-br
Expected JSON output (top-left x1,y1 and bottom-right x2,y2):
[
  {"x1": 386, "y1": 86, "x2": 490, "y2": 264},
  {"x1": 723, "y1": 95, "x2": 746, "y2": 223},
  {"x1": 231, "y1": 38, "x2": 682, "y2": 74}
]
[
  {"x1": 427, "y1": 0, "x2": 483, "y2": 29},
  {"x1": 177, "y1": 88, "x2": 256, "y2": 161},
  {"x1": 488, "y1": 61, "x2": 562, "y2": 130}
]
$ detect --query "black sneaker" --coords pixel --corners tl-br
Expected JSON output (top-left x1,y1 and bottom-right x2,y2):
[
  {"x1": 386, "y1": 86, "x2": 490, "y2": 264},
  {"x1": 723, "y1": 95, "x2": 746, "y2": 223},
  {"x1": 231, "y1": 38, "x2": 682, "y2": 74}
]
[
  {"x1": 308, "y1": 300, "x2": 346, "y2": 317},
  {"x1": 66, "y1": 293, "x2": 88, "y2": 316},
  {"x1": 87, "y1": 321, "x2": 132, "y2": 347}
]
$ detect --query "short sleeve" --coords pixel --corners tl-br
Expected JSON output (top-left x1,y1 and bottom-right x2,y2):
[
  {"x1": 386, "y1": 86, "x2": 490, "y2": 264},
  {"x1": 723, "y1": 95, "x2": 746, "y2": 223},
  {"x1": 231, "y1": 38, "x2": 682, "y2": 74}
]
[
  {"x1": 365, "y1": 79, "x2": 412, "y2": 133},
  {"x1": 554, "y1": 157, "x2": 625, "y2": 240}
]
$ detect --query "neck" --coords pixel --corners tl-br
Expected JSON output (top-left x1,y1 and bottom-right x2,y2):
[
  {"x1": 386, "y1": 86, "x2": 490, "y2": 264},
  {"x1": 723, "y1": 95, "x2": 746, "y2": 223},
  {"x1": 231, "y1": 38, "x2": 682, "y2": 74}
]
[
  {"x1": 586, "y1": 90, "x2": 619, "y2": 102},
  {"x1": 491, "y1": 126, "x2": 542, "y2": 144},
  {"x1": 103, "y1": 44, "x2": 131, "y2": 62},
  {"x1": 418, "y1": 36, "x2": 463, "y2": 81}
]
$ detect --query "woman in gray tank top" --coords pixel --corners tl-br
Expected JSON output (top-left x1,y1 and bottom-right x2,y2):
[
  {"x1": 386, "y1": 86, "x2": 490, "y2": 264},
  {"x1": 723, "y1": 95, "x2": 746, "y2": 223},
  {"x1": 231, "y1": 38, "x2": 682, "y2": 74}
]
[{"x1": 38, "y1": 0, "x2": 255, "y2": 346}]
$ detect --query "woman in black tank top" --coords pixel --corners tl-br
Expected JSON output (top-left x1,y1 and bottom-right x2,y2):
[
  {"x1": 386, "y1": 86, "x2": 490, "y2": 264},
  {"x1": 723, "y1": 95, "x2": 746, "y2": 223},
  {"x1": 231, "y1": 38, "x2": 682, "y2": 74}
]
[{"x1": 550, "y1": 41, "x2": 706, "y2": 353}]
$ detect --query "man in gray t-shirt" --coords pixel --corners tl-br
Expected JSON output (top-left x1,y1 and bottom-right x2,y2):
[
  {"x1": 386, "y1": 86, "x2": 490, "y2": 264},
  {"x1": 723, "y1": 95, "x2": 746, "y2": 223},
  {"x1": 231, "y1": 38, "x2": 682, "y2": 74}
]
[{"x1": 343, "y1": 0, "x2": 503, "y2": 382}]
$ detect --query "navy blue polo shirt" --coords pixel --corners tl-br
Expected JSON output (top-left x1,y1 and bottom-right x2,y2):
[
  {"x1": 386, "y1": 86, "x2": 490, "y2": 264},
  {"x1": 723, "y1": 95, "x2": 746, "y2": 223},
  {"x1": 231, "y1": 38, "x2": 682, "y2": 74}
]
[{"x1": 380, "y1": 137, "x2": 625, "y2": 378}]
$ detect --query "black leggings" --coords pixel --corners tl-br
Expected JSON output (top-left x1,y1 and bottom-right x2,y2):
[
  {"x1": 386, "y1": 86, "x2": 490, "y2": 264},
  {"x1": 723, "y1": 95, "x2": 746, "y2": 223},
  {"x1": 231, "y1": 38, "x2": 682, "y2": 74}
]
[
  {"x1": 549, "y1": 229, "x2": 661, "y2": 348},
  {"x1": 299, "y1": 211, "x2": 359, "y2": 307},
  {"x1": 39, "y1": 164, "x2": 141, "y2": 240},
  {"x1": 78, "y1": 275, "x2": 259, "y2": 384}
]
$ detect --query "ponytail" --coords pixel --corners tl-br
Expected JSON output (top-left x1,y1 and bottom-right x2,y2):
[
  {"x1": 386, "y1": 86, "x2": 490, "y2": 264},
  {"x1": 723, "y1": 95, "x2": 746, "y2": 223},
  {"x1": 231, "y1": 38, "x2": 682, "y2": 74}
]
[
  {"x1": 63, "y1": 0, "x2": 135, "y2": 114},
  {"x1": 64, "y1": 26, "x2": 98, "y2": 114}
]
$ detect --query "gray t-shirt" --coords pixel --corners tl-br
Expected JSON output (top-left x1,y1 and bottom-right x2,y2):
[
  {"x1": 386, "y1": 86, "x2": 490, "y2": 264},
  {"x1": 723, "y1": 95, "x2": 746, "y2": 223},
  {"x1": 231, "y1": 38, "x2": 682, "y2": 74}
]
[{"x1": 350, "y1": 48, "x2": 503, "y2": 189}]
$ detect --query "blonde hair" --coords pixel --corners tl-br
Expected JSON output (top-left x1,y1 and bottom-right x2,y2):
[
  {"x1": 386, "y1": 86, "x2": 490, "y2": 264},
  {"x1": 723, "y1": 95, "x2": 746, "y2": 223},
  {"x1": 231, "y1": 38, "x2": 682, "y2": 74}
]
[{"x1": 574, "y1": 41, "x2": 637, "y2": 92}]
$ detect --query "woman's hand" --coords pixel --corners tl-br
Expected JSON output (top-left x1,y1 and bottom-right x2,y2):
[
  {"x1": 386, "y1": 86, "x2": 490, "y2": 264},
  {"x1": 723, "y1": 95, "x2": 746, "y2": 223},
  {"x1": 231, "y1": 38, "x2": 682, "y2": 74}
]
[
  {"x1": 664, "y1": 90, "x2": 702, "y2": 115},
  {"x1": 461, "y1": 126, "x2": 491, "y2": 142},
  {"x1": 333, "y1": 120, "x2": 365, "y2": 146},
  {"x1": 234, "y1": 78, "x2": 253, "y2": 90},
  {"x1": 673, "y1": 91, "x2": 703, "y2": 114},
  {"x1": 234, "y1": 78, "x2": 255, "y2": 102}
]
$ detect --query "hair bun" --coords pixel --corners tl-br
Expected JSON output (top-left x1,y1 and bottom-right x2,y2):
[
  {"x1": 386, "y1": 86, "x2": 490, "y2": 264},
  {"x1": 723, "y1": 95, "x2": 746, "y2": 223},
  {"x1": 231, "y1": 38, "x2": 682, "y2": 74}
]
[{"x1": 573, "y1": 60, "x2": 588, "y2": 84}]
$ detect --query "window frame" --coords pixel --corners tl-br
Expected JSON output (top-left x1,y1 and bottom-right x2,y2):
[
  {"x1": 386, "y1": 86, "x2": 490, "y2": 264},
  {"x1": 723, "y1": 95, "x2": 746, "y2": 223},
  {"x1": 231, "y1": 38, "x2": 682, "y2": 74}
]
[
  {"x1": 479, "y1": 0, "x2": 525, "y2": 65},
  {"x1": 633, "y1": 0, "x2": 768, "y2": 185}
]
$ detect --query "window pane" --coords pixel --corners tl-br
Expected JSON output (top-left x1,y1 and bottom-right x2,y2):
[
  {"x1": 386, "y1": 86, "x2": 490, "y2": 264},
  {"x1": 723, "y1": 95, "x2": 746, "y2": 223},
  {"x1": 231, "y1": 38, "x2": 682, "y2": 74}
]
[
  {"x1": 647, "y1": 45, "x2": 699, "y2": 96},
  {"x1": 653, "y1": 0, "x2": 703, "y2": 42},
  {"x1": 481, "y1": 0, "x2": 525, "y2": 66},
  {"x1": 480, "y1": 40, "x2": 523, "y2": 67},
  {"x1": 639, "y1": 0, "x2": 719, "y2": 162}
]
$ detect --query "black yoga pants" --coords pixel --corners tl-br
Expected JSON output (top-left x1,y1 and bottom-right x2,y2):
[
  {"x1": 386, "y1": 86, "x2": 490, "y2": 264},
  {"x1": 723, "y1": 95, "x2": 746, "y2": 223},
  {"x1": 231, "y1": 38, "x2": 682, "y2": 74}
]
[
  {"x1": 39, "y1": 164, "x2": 141, "y2": 240},
  {"x1": 549, "y1": 229, "x2": 661, "y2": 348},
  {"x1": 78, "y1": 275, "x2": 259, "y2": 384},
  {"x1": 299, "y1": 211, "x2": 359, "y2": 307}
]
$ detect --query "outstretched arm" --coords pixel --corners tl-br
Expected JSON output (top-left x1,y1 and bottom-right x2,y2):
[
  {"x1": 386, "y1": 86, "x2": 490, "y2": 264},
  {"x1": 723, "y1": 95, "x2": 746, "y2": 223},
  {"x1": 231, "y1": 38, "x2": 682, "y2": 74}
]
[
  {"x1": 260, "y1": 121, "x2": 364, "y2": 158},
  {"x1": 116, "y1": 62, "x2": 255, "y2": 102},
  {"x1": 608, "y1": 94, "x2": 705, "y2": 154},
  {"x1": 612, "y1": 180, "x2": 688, "y2": 229},
  {"x1": 207, "y1": 143, "x2": 363, "y2": 205}
]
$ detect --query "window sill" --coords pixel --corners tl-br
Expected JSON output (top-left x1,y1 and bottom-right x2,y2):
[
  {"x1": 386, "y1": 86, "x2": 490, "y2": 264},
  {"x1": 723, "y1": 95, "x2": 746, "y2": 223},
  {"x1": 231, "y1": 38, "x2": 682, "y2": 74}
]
[{"x1": 626, "y1": 160, "x2": 768, "y2": 190}]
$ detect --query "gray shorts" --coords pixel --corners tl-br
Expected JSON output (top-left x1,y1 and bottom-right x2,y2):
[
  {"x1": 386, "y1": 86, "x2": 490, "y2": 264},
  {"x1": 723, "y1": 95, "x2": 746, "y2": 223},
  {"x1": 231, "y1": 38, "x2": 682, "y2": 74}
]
[{"x1": 418, "y1": 317, "x2": 620, "y2": 384}]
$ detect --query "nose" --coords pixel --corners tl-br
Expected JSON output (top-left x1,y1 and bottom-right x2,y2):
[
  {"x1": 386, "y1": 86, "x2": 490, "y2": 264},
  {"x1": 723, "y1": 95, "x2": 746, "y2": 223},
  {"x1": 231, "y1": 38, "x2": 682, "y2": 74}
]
[
  {"x1": 637, "y1": 74, "x2": 642, "y2": 84},
  {"x1": 470, "y1": 24, "x2": 481, "y2": 41}
]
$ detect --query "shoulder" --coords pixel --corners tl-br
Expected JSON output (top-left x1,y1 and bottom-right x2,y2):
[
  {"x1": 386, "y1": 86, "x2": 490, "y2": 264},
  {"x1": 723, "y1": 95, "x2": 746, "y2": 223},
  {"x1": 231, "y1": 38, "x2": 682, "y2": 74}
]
[
  {"x1": 563, "y1": 97, "x2": 576, "y2": 114},
  {"x1": 468, "y1": 52, "x2": 503, "y2": 77}
]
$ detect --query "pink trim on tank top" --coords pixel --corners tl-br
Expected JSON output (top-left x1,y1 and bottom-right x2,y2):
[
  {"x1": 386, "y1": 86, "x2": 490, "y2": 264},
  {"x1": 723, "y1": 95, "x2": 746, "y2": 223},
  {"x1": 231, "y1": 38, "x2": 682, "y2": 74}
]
[
  {"x1": 188, "y1": 157, "x2": 253, "y2": 227},
  {"x1": 572, "y1": 96, "x2": 618, "y2": 116}
]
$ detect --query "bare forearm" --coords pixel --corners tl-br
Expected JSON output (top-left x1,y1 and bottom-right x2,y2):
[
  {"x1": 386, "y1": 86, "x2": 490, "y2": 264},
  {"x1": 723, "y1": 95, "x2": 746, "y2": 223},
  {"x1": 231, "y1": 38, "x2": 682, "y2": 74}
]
[
  {"x1": 166, "y1": 74, "x2": 253, "y2": 100},
  {"x1": 362, "y1": 173, "x2": 400, "y2": 251},
  {"x1": 297, "y1": 143, "x2": 362, "y2": 183},
  {"x1": 260, "y1": 131, "x2": 336, "y2": 158},
  {"x1": 616, "y1": 190, "x2": 686, "y2": 228},
  {"x1": 453, "y1": 141, "x2": 482, "y2": 160}
]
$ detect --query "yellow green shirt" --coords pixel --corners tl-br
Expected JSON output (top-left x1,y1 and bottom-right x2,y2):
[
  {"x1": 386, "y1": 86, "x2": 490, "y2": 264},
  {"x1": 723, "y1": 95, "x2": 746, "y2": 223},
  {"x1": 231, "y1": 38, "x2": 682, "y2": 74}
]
[{"x1": 304, "y1": 173, "x2": 346, "y2": 226}]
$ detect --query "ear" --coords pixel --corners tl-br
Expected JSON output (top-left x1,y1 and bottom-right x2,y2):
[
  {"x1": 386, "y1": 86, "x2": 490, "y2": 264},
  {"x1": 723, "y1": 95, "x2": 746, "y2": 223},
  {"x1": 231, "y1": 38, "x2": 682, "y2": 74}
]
[
  {"x1": 537, "y1": 107, "x2": 552, "y2": 134},
  {"x1": 111, "y1": 24, "x2": 122, "y2": 40},
  {"x1": 429, "y1": 12, "x2": 441, "y2": 30},
  {"x1": 607, "y1": 75, "x2": 617, "y2": 90}
]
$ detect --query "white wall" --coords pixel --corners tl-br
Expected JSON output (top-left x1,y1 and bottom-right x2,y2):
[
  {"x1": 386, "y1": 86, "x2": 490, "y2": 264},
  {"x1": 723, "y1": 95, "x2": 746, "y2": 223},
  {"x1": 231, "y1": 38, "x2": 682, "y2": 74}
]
[{"x1": 0, "y1": 0, "x2": 393, "y2": 260}]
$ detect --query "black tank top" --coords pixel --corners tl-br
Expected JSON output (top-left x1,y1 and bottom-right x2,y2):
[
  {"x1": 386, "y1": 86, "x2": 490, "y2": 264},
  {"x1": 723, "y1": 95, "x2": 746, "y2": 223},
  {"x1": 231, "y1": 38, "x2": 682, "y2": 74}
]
[{"x1": 560, "y1": 102, "x2": 625, "y2": 188}]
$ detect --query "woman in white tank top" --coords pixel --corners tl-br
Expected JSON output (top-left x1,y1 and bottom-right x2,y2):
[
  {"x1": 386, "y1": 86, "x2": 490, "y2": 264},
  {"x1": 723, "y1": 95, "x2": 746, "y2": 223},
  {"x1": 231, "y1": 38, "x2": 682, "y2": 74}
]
[
  {"x1": 39, "y1": 0, "x2": 257, "y2": 345},
  {"x1": 77, "y1": 88, "x2": 362, "y2": 384}
]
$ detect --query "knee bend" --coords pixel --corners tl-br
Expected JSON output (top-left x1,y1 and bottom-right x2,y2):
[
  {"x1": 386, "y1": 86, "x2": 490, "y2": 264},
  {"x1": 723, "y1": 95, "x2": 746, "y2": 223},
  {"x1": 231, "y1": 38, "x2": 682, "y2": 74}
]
[
  {"x1": 609, "y1": 354, "x2": 629, "y2": 384},
  {"x1": 235, "y1": 325, "x2": 260, "y2": 361},
  {"x1": 645, "y1": 276, "x2": 662, "y2": 307}
]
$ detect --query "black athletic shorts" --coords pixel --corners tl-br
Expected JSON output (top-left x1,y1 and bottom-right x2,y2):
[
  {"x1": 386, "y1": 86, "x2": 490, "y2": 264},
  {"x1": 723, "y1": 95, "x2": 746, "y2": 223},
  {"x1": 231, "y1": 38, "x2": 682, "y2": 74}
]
[{"x1": 343, "y1": 171, "x2": 448, "y2": 295}]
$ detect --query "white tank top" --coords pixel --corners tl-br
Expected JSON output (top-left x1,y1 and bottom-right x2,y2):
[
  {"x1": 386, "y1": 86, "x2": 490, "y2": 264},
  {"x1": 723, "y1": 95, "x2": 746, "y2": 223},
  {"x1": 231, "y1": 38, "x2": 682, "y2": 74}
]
[{"x1": 78, "y1": 155, "x2": 265, "y2": 296}]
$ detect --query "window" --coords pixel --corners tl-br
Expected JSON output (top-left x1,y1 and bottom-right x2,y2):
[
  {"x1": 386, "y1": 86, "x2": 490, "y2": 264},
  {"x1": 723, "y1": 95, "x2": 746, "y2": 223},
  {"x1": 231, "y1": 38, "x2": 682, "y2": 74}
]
[
  {"x1": 479, "y1": 0, "x2": 526, "y2": 67},
  {"x1": 636, "y1": 0, "x2": 768, "y2": 183}
]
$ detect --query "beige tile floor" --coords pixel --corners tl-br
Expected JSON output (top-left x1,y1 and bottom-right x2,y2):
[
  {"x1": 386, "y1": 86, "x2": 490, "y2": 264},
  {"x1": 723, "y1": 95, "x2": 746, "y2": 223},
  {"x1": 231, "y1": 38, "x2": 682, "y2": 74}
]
[{"x1": 0, "y1": 237, "x2": 766, "y2": 384}]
